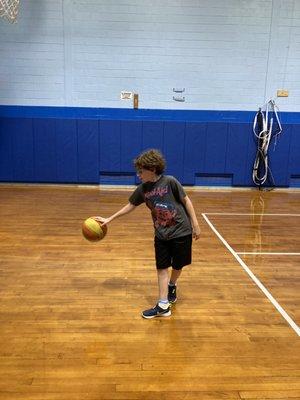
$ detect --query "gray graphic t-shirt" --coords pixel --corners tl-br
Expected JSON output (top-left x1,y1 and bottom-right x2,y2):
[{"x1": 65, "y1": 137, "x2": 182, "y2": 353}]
[{"x1": 129, "y1": 175, "x2": 192, "y2": 240}]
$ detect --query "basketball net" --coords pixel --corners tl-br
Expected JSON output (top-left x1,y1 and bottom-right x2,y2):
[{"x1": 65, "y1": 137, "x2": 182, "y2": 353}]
[{"x1": 0, "y1": 0, "x2": 19, "y2": 23}]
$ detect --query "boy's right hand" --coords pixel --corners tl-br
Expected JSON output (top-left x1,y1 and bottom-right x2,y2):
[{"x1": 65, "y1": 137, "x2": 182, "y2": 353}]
[
  {"x1": 92, "y1": 216, "x2": 110, "y2": 226},
  {"x1": 192, "y1": 224, "x2": 201, "y2": 240}
]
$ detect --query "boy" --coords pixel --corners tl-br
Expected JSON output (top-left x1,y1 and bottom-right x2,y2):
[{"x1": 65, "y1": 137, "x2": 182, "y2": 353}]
[{"x1": 94, "y1": 149, "x2": 200, "y2": 319}]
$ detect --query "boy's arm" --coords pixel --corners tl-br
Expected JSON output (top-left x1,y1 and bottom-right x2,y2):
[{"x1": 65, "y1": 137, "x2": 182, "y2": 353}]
[
  {"x1": 93, "y1": 202, "x2": 136, "y2": 226},
  {"x1": 183, "y1": 195, "x2": 201, "y2": 240}
]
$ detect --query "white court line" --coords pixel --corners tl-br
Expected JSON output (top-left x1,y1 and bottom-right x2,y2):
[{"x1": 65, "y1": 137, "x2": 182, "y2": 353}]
[
  {"x1": 238, "y1": 252, "x2": 300, "y2": 256},
  {"x1": 205, "y1": 213, "x2": 300, "y2": 216},
  {"x1": 202, "y1": 213, "x2": 300, "y2": 337}
]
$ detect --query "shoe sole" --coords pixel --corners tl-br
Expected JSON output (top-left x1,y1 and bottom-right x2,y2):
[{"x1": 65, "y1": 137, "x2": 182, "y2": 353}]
[{"x1": 142, "y1": 310, "x2": 171, "y2": 319}]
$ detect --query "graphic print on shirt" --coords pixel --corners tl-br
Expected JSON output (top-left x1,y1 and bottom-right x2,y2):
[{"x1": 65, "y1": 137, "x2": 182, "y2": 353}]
[
  {"x1": 144, "y1": 186, "x2": 177, "y2": 228},
  {"x1": 152, "y1": 202, "x2": 177, "y2": 228}
]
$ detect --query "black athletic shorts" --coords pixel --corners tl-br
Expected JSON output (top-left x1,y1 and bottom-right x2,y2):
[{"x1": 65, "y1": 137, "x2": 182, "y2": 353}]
[{"x1": 154, "y1": 234, "x2": 192, "y2": 270}]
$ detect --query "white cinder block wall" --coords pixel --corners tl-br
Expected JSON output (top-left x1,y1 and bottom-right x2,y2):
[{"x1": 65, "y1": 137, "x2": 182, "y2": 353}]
[{"x1": 0, "y1": 0, "x2": 299, "y2": 111}]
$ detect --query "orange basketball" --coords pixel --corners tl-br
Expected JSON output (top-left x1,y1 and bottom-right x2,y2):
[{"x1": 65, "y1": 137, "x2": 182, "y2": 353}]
[{"x1": 82, "y1": 217, "x2": 107, "y2": 242}]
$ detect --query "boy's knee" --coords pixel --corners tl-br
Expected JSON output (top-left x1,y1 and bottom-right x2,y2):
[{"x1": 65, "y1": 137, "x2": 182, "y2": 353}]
[{"x1": 157, "y1": 267, "x2": 169, "y2": 276}]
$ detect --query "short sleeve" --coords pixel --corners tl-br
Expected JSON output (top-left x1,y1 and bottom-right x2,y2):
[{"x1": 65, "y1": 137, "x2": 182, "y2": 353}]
[
  {"x1": 129, "y1": 184, "x2": 145, "y2": 206},
  {"x1": 169, "y1": 177, "x2": 186, "y2": 203}
]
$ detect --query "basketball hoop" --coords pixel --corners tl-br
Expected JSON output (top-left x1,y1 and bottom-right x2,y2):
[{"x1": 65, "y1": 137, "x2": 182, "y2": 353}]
[{"x1": 0, "y1": 0, "x2": 19, "y2": 23}]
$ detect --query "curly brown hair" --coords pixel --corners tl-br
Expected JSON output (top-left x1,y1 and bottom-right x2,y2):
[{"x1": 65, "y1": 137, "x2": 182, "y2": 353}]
[{"x1": 134, "y1": 149, "x2": 166, "y2": 175}]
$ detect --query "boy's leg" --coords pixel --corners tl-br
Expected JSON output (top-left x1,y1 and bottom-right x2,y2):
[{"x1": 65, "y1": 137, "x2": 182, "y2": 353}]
[
  {"x1": 170, "y1": 268, "x2": 182, "y2": 285},
  {"x1": 141, "y1": 238, "x2": 172, "y2": 319},
  {"x1": 168, "y1": 268, "x2": 182, "y2": 304},
  {"x1": 142, "y1": 268, "x2": 171, "y2": 319},
  {"x1": 157, "y1": 268, "x2": 169, "y2": 301},
  {"x1": 168, "y1": 234, "x2": 192, "y2": 303}
]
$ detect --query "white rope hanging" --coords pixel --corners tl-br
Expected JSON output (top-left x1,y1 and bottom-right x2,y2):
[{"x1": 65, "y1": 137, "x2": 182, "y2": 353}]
[{"x1": 252, "y1": 100, "x2": 282, "y2": 187}]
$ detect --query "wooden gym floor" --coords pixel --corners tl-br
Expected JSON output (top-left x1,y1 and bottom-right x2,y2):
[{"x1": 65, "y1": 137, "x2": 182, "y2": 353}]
[{"x1": 0, "y1": 185, "x2": 299, "y2": 400}]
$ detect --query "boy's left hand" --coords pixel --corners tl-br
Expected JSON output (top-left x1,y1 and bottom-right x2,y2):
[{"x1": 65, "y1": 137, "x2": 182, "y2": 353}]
[
  {"x1": 92, "y1": 216, "x2": 110, "y2": 226},
  {"x1": 192, "y1": 225, "x2": 201, "y2": 240}
]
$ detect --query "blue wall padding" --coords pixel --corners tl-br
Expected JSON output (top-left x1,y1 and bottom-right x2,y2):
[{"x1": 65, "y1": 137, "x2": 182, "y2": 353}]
[
  {"x1": 195, "y1": 174, "x2": 232, "y2": 186},
  {"x1": 204, "y1": 123, "x2": 228, "y2": 174},
  {"x1": 289, "y1": 125, "x2": 300, "y2": 174},
  {"x1": 2, "y1": 105, "x2": 300, "y2": 123},
  {"x1": 0, "y1": 118, "x2": 13, "y2": 181},
  {"x1": 12, "y1": 118, "x2": 34, "y2": 182},
  {"x1": 1, "y1": 106, "x2": 300, "y2": 187},
  {"x1": 184, "y1": 123, "x2": 207, "y2": 185},
  {"x1": 245, "y1": 128, "x2": 258, "y2": 186},
  {"x1": 77, "y1": 120, "x2": 99, "y2": 183},
  {"x1": 266, "y1": 124, "x2": 291, "y2": 186},
  {"x1": 34, "y1": 119, "x2": 57, "y2": 182},
  {"x1": 163, "y1": 122, "x2": 185, "y2": 182},
  {"x1": 227, "y1": 123, "x2": 252, "y2": 186},
  {"x1": 56, "y1": 119, "x2": 78, "y2": 182},
  {"x1": 120, "y1": 120, "x2": 143, "y2": 173},
  {"x1": 99, "y1": 120, "x2": 121, "y2": 172},
  {"x1": 0, "y1": 106, "x2": 258, "y2": 122},
  {"x1": 100, "y1": 173, "x2": 135, "y2": 185},
  {"x1": 142, "y1": 121, "x2": 164, "y2": 150}
]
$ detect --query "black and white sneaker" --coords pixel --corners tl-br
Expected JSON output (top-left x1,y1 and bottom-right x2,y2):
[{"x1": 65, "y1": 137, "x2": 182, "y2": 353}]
[
  {"x1": 142, "y1": 303, "x2": 171, "y2": 319},
  {"x1": 168, "y1": 283, "x2": 177, "y2": 304}
]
